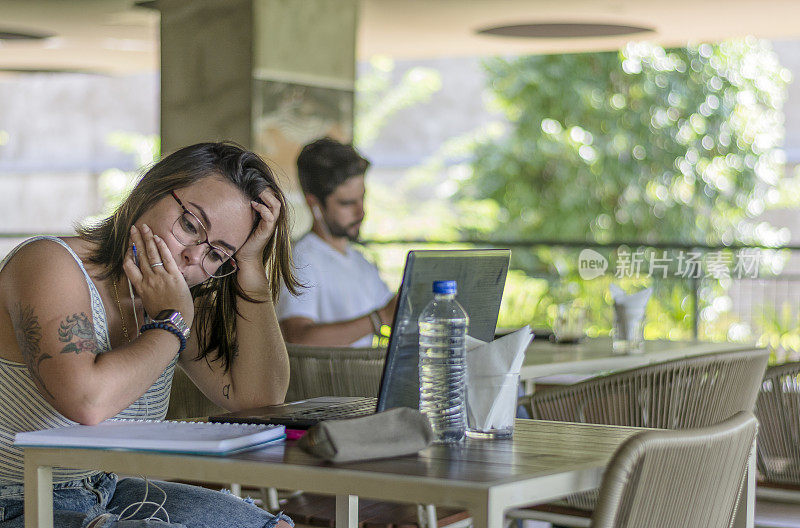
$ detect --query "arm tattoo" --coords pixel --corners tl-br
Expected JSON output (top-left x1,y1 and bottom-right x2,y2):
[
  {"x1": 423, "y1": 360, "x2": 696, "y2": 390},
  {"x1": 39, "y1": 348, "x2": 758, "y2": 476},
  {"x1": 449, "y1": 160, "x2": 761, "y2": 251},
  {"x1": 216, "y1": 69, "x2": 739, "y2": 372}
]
[
  {"x1": 222, "y1": 383, "x2": 230, "y2": 399},
  {"x1": 58, "y1": 313, "x2": 100, "y2": 355},
  {"x1": 11, "y1": 303, "x2": 54, "y2": 398}
]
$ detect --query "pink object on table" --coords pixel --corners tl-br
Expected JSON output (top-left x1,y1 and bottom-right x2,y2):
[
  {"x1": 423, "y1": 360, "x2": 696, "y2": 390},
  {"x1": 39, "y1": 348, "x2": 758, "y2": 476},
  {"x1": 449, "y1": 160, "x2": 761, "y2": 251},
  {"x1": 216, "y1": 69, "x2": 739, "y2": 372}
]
[{"x1": 285, "y1": 429, "x2": 307, "y2": 440}]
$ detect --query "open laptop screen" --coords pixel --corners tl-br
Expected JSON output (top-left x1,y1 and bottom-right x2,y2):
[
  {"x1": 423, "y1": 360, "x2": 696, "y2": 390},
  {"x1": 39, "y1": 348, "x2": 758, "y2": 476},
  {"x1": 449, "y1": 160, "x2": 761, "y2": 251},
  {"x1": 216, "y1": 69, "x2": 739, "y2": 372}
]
[{"x1": 376, "y1": 249, "x2": 510, "y2": 412}]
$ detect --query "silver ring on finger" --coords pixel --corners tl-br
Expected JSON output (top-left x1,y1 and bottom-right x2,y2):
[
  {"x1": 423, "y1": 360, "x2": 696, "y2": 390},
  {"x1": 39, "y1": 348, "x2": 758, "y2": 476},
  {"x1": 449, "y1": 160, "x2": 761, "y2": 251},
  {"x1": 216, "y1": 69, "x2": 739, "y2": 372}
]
[{"x1": 150, "y1": 262, "x2": 164, "y2": 268}]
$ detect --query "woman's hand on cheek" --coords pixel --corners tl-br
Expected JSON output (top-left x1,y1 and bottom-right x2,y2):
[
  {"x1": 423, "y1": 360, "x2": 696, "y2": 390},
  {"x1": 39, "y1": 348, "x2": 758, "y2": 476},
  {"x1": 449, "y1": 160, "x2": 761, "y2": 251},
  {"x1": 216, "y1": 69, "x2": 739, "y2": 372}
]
[
  {"x1": 124, "y1": 224, "x2": 195, "y2": 327},
  {"x1": 235, "y1": 189, "x2": 281, "y2": 268}
]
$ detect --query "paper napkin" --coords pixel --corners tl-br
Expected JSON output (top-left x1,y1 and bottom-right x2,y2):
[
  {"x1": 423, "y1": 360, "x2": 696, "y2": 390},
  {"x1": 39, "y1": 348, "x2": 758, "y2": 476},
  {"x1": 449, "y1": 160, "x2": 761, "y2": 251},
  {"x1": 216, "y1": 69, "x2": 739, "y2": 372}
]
[
  {"x1": 465, "y1": 326, "x2": 533, "y2": 431},
  {"x1": 610, "y1": 284, "x2": 651, "y2": 342}
]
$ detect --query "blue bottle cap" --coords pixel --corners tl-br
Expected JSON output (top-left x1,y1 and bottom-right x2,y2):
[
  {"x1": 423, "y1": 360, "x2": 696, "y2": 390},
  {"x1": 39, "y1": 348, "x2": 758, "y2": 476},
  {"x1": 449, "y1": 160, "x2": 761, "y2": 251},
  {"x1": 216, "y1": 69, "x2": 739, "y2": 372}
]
[{"x1": 432, "y1": 280, "x2": 457, "y2": 295}]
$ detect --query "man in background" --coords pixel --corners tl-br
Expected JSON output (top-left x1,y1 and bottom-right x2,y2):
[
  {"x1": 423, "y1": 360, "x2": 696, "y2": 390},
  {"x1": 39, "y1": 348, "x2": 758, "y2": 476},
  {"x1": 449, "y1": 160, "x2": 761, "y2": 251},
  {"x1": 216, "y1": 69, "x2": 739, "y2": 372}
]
[{"x1": 277, "y1": 137, "x2": 397, "y2": 347}]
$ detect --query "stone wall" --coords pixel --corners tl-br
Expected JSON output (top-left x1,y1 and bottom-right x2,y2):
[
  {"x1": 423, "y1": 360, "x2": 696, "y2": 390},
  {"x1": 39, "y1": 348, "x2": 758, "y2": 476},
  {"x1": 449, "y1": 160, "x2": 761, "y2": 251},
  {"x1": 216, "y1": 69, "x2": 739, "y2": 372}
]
[{"x1": 0, "y1": 72, "x2": 157, "y2": 255}]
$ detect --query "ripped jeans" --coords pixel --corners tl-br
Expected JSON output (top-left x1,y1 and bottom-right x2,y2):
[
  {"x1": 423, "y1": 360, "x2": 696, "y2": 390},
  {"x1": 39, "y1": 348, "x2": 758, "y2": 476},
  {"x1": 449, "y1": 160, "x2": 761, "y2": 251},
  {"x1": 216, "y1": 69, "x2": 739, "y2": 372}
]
[{"x1": 0, "y1": 472, "x2": 293, "y2": 528}]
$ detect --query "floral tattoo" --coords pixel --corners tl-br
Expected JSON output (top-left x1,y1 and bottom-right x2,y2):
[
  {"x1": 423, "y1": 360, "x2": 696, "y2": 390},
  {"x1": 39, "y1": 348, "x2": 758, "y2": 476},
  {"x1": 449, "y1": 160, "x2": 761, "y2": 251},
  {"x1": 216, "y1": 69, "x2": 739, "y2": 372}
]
[
  {"x1": 58, "y1": 313, "x2": 99, "y2": 355},
  {"x1": 11, "y1": 303, "x2": 54, "y2": 398}
]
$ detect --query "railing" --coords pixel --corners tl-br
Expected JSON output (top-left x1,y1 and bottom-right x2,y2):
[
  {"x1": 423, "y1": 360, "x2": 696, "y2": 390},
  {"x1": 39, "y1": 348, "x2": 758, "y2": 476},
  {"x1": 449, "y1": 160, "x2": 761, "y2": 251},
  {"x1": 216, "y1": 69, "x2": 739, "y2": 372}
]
[
  {"x1": 359, "y1": 238, "x2": 800, "y2": 364},
  {"x1": 4, "y1": 232, "x2": 798, "y2": 363}
]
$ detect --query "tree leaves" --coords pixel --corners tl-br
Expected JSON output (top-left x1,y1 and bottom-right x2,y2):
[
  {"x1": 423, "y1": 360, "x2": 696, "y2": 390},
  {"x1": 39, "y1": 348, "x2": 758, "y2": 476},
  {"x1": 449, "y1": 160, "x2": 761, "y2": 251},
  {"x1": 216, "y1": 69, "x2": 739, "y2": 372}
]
[{"x1": 467, "y1": 40, "x2": 794, "y2": 248}]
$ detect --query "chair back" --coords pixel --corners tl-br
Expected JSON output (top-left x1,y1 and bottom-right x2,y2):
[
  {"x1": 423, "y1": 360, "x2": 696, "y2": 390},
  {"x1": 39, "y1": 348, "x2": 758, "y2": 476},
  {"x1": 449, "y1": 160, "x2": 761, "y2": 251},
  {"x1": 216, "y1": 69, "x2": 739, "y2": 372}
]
[
  {"x1": 285, "y1": 344, "x2": 387, "y2": 401},
  {"x1": 530, "y1": 348, "x2": 769, "y2": 429},
  {"x1": 528, "y1": 348, "x2": 767, "y2": 511},
  {"x1": 166, "y1": 367, "x2": 226, "y2": 420},
  {"x1": 754, "y1": 360, "x2": 800, "y2": 486},
  {"x1": 591, "y1": 411, "x2": 757, "y2": 528},
  {"x1": 165, "y1": 344, "x2": 388, "y2": 420}
]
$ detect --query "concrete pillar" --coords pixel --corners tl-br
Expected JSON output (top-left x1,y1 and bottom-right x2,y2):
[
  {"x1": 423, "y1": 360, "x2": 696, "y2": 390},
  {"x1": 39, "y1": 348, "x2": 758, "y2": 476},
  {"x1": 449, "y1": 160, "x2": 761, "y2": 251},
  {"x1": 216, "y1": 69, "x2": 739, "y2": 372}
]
[
  {"x1": 160, "y1": 0, "x2": 254, "y2": 153},
  {"x1": 159, "y1": 0, "x2": 358, "y2": 192}
]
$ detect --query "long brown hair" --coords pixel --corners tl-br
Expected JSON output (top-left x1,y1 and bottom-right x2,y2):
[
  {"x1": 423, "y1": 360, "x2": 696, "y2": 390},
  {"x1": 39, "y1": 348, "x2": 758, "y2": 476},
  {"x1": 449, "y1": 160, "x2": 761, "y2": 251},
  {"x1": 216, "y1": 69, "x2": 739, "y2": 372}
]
[{"x1": 78, "y1": 141, "x2": 299, "y2": 371}]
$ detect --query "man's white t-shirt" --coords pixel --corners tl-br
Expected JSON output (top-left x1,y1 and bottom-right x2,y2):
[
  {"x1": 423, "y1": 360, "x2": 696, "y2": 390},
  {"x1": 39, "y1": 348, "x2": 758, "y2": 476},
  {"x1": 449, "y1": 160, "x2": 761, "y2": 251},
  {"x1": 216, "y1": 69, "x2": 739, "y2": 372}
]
[{"x1": 277, "y1": 232, "x2": 393, "y2": 347}]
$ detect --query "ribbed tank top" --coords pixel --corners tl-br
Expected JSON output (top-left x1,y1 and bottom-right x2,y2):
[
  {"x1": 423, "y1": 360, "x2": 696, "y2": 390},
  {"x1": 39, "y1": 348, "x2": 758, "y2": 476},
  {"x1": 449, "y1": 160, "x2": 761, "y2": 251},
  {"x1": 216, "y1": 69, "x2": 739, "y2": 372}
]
[{"x1": 0, "y1": 236, "x2": 178, "y2": 485}]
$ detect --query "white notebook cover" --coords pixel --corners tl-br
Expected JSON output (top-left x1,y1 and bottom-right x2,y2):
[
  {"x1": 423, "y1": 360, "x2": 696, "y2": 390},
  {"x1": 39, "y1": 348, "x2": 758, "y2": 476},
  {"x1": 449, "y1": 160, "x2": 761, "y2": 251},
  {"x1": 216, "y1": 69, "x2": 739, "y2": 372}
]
[{"x1": 14, "y1": 419, "x2": 285, "y2": 455}]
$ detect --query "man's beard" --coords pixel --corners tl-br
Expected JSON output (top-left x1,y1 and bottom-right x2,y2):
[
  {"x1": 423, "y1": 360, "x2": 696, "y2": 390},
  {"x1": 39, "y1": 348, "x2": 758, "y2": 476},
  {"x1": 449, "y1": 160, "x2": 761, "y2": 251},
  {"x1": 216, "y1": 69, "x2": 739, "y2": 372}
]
[{"x1": 324, "y1": 216, "x2": 361, "y2": 242}]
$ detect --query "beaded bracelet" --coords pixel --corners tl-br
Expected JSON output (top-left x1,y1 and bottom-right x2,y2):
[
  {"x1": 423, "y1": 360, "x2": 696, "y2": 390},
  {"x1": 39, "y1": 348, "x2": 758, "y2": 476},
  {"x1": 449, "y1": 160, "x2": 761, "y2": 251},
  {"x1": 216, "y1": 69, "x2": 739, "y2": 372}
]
[{"x1": 140, "y1": 322, "x2": 187, "y2": 353}]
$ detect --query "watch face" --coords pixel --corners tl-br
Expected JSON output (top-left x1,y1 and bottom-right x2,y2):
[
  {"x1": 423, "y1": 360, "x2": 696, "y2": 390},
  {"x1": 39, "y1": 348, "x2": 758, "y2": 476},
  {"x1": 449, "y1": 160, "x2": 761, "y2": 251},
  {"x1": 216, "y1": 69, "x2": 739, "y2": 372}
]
[
  {"x1": 153, "y1": 310, "x2": 190, "y2": 339},
  {"x1": 155, "y1": 310, "x2": 176, "y2": 321}
]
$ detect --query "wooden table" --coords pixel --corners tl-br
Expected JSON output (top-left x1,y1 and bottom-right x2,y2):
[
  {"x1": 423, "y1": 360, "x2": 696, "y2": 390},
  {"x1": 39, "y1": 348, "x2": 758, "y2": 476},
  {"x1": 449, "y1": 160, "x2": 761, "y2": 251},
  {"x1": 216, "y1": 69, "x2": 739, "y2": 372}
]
[
  {"x1": 520, "y1": 337, "x2": 758, "y2": 393},
  {"x1": 24, "y1": 420, "x2": 646, "y2": 528}
]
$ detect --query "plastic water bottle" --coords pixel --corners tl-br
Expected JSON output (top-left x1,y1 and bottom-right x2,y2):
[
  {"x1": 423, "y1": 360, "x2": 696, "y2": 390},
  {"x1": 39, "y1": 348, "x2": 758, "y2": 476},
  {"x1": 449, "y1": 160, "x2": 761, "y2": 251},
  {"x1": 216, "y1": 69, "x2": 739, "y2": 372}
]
[{"x1": 418, "y1": 280, "x2": 469, "y2": 443}]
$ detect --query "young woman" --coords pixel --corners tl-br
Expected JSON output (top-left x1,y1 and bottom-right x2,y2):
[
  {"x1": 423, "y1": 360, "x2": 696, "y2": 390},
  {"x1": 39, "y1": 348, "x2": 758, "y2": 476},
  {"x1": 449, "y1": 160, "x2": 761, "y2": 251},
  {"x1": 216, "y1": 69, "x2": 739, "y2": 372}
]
[{"x1": 0, "y1": 142, "x2": 298, "y2": 527}]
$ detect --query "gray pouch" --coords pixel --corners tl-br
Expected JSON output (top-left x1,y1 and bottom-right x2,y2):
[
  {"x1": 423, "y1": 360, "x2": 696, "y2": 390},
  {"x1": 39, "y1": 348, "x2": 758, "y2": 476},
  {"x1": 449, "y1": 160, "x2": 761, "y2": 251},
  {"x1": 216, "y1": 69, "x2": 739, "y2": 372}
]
[{"x1": 298, "y1": 407, "x2": 434, "y2": 463}]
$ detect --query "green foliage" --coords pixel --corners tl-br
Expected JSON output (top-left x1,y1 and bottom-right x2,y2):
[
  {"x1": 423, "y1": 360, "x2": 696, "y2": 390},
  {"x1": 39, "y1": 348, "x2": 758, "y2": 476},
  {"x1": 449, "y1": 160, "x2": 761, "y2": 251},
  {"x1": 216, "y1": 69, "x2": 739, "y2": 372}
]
[
  {"x1": 467, "y1": 39, "x2": 793, "y2": 247},
  {"x1": 358, "y1": 43, "x2": 798, "y2": 355},
  {"x1": 84, "y1": 132, "x2": 159, "y2": 224},
  {"x1": 356, "y1": 57, "x2": 476, "y2": 244},
  {"x1": 361, "y1": 125, "x2": 506, "y2": 242},
  {"x1": 355, "y1": 56, "x2": 442, "y2": 148},
  {"x1": 445, "y1": 39, "x2": 800, "y2": 358},
  {"x1": 496, "y1": 271, "x2": 549, "y2": 329},
  {"x1": 755, "y1": 303, "x2": 800, "y2": 363}
]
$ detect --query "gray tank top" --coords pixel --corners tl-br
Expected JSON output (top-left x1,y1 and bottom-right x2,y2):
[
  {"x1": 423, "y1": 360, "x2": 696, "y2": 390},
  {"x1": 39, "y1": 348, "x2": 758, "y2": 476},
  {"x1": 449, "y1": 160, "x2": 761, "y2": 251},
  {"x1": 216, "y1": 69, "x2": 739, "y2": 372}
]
[{"x1": 0, "y1": 236, "x2": 178, "y2": 485}]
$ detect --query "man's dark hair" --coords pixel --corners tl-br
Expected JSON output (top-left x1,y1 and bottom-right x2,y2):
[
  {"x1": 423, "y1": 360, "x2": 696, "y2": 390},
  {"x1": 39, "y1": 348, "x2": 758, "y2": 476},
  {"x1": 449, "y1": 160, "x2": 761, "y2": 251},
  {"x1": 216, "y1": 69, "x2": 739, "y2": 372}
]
[{"x1": 297, "y1": 137, "x2": 370, "y2": 202}]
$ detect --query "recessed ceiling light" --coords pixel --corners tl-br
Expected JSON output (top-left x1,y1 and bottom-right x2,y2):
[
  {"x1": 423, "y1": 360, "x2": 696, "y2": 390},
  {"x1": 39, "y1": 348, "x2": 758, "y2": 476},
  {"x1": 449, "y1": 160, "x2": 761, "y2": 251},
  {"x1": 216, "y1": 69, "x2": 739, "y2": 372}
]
[
  {"x1": 133, "y1": 1, "x2": 158, "y2": 10},
  {"x1": 0, "y1": 68, "x2": 99, "y2": 75},
  {"x1": 477, "y1": 23, "x2": 654, "y2": 39},
  {"x1": 0, "y1": 30, "x2": 53, "y2": 41}
]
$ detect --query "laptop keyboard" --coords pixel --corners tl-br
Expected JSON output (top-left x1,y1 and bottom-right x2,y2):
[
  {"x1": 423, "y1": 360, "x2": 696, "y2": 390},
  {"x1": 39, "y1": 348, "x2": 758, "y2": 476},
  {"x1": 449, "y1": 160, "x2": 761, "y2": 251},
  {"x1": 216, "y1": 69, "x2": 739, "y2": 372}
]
[{"x1": 287, "y1": 398, "x2": 377, "y2": 420}]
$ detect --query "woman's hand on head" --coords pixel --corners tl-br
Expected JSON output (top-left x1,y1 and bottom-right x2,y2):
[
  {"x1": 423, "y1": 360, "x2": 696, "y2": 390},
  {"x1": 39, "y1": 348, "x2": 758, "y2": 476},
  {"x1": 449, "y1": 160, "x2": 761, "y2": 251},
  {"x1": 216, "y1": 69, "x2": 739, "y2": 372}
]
[
  {"x1": 123, "y1": 224, "x2": 195, "y2": 326},
  {"x1": 234, "y1": 189, "x2": 281, "y2": 268}
]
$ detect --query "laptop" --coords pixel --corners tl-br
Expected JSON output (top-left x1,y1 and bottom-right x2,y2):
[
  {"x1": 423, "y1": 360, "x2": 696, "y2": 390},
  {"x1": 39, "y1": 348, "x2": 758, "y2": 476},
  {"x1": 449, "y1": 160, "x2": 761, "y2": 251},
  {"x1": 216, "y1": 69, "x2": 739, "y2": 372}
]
[{"x1": 210, "y1": 249, "x2": 510, "y2": 429}]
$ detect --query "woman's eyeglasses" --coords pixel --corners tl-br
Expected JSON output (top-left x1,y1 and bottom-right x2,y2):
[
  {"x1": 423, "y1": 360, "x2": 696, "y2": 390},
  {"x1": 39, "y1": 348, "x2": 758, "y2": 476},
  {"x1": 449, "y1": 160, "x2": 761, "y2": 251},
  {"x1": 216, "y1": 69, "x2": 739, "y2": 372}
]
[{"x1": 170, "y1": 191, "x2": 238, "y2": 278}]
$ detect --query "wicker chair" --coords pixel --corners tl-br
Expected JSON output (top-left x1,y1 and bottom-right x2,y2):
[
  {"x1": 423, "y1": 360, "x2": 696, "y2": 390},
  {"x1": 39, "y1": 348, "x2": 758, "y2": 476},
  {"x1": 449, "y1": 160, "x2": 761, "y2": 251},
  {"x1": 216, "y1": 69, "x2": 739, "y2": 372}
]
[
  {"x1": 284, "y1": 343, "x2": 387, "y2": 402},
  {"x1": 507, "y1": 348, "x2": 769, "y2": 526},
  {"x1": 166, "y1": 365, "x2": 225, "y2": 420},
  {"x1": 166, "y1": 344, "x2": 388, "y2": 419},
  {"x1": 755, "y1": 361, "x2": 800, "y2": 487},
  {"x1": 591, "y1": 411, "x2": 758, "y2": 528},
  {"x1": 753, "y1": 361, "x2": 800, "y2": 527}
]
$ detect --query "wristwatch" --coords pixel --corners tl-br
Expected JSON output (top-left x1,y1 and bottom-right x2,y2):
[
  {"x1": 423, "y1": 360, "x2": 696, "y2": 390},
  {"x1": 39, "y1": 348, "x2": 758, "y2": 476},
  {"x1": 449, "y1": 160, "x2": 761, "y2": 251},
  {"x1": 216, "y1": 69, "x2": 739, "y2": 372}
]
[
  {"x1": 368, "y1": 310, "x2": 383, "y2": 335},
  {"x1": 152, "y1": 310, "x2": 191, "y2": 340}
]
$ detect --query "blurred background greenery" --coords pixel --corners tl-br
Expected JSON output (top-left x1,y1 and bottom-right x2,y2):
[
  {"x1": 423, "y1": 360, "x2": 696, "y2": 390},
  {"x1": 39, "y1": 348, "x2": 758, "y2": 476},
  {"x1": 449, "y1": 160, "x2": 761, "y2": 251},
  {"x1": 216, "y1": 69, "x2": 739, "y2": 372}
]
[
  {"x1": 98, "y1": 38, "x2": 800, "y2": 364},
  {"x1": 356, "y1": 38, "x2": 800, "y2": 364}
]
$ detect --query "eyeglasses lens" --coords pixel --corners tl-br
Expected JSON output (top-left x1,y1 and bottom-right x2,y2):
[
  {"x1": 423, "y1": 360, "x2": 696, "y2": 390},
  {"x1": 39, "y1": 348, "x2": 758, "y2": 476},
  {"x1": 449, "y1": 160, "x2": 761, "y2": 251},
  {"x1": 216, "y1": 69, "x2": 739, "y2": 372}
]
[{"x1": 173, "y1": 213, "x2": 237, "y2": 278}]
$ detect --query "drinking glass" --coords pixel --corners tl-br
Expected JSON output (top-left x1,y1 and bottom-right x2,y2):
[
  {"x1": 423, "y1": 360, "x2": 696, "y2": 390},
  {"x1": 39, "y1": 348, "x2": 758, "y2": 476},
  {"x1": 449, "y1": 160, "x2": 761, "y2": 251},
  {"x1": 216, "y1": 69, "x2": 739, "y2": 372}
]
[
  {"x1": 612, "y1": 305, "x2": 645, "y2": 354},
  {"x1": 466, "y1": 372, "x2": 520, "y2": 439},
  {"x1": 552, "y1": 302, "x2": 586, "y2": 344}
]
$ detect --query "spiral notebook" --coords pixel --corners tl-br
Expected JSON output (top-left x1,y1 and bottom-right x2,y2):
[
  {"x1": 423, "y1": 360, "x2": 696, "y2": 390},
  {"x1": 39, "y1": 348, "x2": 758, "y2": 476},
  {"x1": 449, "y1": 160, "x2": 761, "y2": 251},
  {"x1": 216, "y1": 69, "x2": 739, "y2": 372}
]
[{"x1": 14, "y1": 419, "x2": 286, "y2": 456}]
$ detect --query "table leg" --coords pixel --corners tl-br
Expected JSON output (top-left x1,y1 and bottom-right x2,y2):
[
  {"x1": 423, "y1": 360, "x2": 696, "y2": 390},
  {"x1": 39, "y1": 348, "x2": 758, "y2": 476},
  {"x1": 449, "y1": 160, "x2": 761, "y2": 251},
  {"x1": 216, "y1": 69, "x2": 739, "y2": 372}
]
[
  {"x1": 336, "y1": 494, "x2": 358, "y2": 528},
  {"x1": 471, "y1": 498, "x2": 505, "y2": 528},
  {"x1": 523, "y1": 379, "x2": 535, "y2": 396},
  {"x1": 23, "y1": 455, "x2": 53, "y2": 528},
  {"x1": 732, "y1": 440, "x2": 756, "y2": 528}
]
